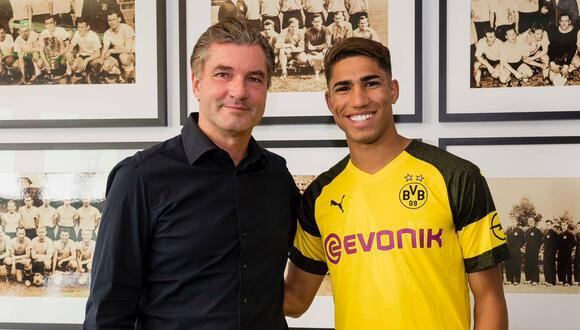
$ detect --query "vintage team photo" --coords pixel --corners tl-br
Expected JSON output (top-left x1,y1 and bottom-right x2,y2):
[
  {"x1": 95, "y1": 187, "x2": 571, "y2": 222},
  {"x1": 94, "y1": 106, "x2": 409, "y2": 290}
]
[
  {"x1": 0, "y1": 0, "x2": 136, "y2": 85},
  {"x1": 470, "y1": 0, "x2": 580, "y2": 88},
  {"x1": 0, "y1": 172, "x2": 105, "y2": 297},
  {"x1": 210, "y1": 0, "x2": 389, "y2": 92},
  {"x1": 489, "y1": 177, "x2": 580, "y2": 294}
]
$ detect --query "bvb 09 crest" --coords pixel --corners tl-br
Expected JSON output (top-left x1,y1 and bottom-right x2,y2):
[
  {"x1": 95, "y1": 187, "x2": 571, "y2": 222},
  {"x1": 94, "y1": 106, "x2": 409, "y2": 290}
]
[{"x1": 399, "y1": 174, "x2": 428, "y2": 209}]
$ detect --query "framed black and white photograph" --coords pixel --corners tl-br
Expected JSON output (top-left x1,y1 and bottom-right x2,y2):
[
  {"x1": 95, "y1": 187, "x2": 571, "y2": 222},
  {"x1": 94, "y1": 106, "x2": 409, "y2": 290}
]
[
  {"x1": 0, "y1": 0, "x2": 167, "y2": 128},
  {"x1": 179, "y1": 0, "x2": 422, "y2": 125},
  {"x1": 439, "y1": 0, "x2": 580, "y2": 121},
  {"x1": 438, "y1": 136, "x2": 580, "y2": 330},
  {"x1": 265, "y1": 139, "x2": 348, "y2": 330},
  {"x1": 0, "y1": 142, "x2": 154, "y2": 328}
]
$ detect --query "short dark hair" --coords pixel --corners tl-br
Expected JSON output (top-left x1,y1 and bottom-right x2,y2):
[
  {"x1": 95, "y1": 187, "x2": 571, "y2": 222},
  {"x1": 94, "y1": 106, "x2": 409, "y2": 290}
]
[
  {"x1": 530, "y1": 21, "x2": 544, "y2": 32},
  {"x1": 190, "y1": 18, "x2": 275, "y2": 87},
  {"x1": 44, "y1": 15, "x2": 58, "y2": 23},
  {"x1": 263, "y1": 19, "x2": 274, "y2": 28},
  {"x1": 76, "y1": 17, "x2": 89, "y2": 26},
  {"x1": 324, "y1": 37, "x2": 391, "y2": 85},
  {"x1": 312, "y1": 13, "x2": 323, "y2": 23},
  {"x1": 545, "y1": 219, "x2": 553, "y2": 224},
  {"x1": 483, "y1": 26, "x2": 495, "y2": 35}
]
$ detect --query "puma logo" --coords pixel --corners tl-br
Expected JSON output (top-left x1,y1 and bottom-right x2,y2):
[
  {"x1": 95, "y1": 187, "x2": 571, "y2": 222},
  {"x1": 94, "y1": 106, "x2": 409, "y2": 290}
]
[{"x1": 330, "y1": 195, "x2": 345, "y2": 213}]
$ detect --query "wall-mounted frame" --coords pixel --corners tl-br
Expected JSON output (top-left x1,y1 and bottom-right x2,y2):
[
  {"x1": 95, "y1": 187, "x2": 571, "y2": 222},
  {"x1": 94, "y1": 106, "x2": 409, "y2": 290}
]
[
  {"x1": 179, "y1": 0, "x2": 422, "y2": 125},
  {"x1": 438, "y1": 136, "x2": 580, "y2": 329},
  {"x1": 439, "y1": 1, "x2": 580, "y2": 121},
  {"x1": 0, "y1": 140, "x2": 341, "y2": 329},
  {"x1": 0, "y1": 142, "x2": 155, "y2": 328},
  {"x1": 263, "y1": 139, "x2": 348, "y2": 330},
  {"x1": 0, "y1": 1, "x2": 167, "y2": 128}
]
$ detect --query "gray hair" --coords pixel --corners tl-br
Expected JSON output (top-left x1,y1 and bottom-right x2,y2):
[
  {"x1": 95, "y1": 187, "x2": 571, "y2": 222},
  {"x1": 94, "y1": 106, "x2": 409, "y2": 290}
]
[{"x1": 190, "y1": 18, "x2": 275, "y2": 87}]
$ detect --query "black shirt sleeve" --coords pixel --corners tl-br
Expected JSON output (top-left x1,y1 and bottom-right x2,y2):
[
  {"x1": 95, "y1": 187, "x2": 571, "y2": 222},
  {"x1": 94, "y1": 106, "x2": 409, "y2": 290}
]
[{"x1": 84, "y1": 161, "x2": 152, "y2": 329}]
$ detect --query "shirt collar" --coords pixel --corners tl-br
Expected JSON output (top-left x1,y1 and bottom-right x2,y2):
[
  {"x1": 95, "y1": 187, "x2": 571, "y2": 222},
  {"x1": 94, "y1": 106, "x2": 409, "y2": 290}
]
[{"x1": 181, "y1": 113, "x2": 266, "y2": 167}]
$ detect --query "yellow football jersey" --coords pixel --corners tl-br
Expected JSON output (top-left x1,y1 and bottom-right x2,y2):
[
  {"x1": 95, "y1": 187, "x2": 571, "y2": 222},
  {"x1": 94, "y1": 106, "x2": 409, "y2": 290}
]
[{"x1": 290, "y1": 141, "x2": 509, "y2": 330}]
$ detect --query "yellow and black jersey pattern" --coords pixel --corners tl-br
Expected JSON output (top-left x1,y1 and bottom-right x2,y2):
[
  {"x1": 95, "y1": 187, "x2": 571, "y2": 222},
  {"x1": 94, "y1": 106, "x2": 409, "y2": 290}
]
[{"x1": 290, "y1": 140, "x2": 509, "y2": 330}]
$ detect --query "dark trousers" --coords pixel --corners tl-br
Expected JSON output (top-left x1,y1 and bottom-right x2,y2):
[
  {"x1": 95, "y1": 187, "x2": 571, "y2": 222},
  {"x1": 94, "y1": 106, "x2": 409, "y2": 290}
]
[
  {"x1": 524, "y1": 251, "x2": 540, "y2": 282},
  {"x1": 505, "y1": 252, "x2": 522, "y2": 283},
  {"x1": 25, "y1": 228, "x2": 36, "y2": 240},
  {"x1": 575, "y1": 251, "x2": 580, "y2": 282},
  {"x1": 557, "y1": 253, "x2": 573, "y2": 284},
  {"x1": 518, "y1": 11, "x2": 538, "y2": 33},
  {"x1": 543, "y1": 252, "x2": 557, "y2": 284}
]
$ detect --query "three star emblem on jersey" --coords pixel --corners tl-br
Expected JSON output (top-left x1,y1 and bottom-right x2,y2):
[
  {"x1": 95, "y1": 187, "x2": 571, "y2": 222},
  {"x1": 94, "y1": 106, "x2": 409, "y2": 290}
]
[{"x1": 399, "y1": 173, "x2": 428, "y2": 209}]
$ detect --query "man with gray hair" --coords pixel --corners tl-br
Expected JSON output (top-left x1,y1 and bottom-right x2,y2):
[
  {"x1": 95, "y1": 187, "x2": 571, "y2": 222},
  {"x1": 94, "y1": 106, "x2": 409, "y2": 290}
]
[{"x1": 85, "y1": 18, "x2": 299, "y2": 329}]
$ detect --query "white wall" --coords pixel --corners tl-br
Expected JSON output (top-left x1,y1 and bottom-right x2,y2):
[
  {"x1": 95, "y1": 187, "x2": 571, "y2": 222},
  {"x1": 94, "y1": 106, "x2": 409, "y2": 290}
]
[{"x1": 1, "y1": 1, "x2": 579, "y2": 328}]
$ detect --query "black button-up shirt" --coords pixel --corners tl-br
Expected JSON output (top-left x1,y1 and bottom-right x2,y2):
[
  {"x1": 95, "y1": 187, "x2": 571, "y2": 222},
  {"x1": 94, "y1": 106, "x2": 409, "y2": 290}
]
[{"x1": 85, "y1": 114, "x2": 299, "y2": 330}]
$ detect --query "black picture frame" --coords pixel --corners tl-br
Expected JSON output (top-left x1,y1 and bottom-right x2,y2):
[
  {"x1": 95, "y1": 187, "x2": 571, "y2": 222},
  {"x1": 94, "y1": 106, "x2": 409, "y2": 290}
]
[
  {"x1": 0, "y1": 1, "x2": 167, "y2": 128},
  {"x1": 179, "y1": 0, "x2": 422, "y2": 125},
  {"x1": 439, "y1": 136, "x2": 580, "y2": 149},
  {"x1": 438, "y1": 0, "x2": 580, "y2": 122}
]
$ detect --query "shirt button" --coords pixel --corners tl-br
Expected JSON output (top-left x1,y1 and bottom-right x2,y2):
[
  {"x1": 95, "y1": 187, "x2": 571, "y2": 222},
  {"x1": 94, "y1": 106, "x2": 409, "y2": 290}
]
[
  {"x1": 242, "y1": 264, "x2": 247, "y2": 269},
  {"x1": 242, "y1": 298, "x2": 248, "y2": 304},
  {"x1": 242, "y1": 232, "x2": 247, "y2": 239}
]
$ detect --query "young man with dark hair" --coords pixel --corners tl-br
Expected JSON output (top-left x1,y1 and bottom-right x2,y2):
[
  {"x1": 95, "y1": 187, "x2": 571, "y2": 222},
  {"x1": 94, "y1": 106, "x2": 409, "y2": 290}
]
[
  {"x1": 0, "y1": 25, "x2": 18, "y2": 83},
  {"x1": 499, "y1": 27, "x2": 533, "y2": 86},
  {"x1": 524, "y1": 216, "x2": 543, "y2": 285},
  {"x1": 100, "y1": 11, "x2": 135, "y2": 82},
  {"x1": 542, "y1": 219, "x2": 558, "y2": 286},
  {"x1": 474, "y1": 26, "x2": 503, "y2": 87},
  {"x1": 85, "y1": 18, "x2": 299, "y2": 329},
  {"x1": 548, "y1": 13, "x2": 578, "y2": 85},
  {"x1": 276, "y1": 17, "x2": 307, "y2": 79},
  {"x1": 81, "y1": 0, "x2": 124, "y2": 34},
  {"x1": 556, "y1": 222, "x2": 576, "y2": 286},
  {"x1": 284, "y1": 37, "x2": 509, "y2": 330},
  {"x1": 304, "y1": 14, "x2": 330, "y2": 79},
  {"x1": 66, "y1": 17, "x2": 102, "y2": 81},
  {"x1": 518, "y1": 21, "x2": 551, "y2": 83}
]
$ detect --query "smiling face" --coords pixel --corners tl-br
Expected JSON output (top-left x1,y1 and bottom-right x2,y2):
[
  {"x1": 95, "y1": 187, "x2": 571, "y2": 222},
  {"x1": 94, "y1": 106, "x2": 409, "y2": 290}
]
[
  {"x1": 325, "y1": 56, "x2": 399, "y2": 148},
  {"x1": 192, "y1": 43, "x2": 268, "y2": 141}
]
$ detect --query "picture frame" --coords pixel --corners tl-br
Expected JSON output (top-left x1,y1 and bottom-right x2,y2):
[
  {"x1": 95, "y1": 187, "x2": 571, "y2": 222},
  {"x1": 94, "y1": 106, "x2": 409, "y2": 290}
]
[
  {"x1": 0, "y1": 140, "x2": 343, "y2": 329},
  {"x1": 261, "y1": 140, "x2": 348, "y2": 329},
  {"x1": 438, "y1": 136, "x2": 580, "y2": 178},
  {"x1": 0, "y1": 142, "x2": 155, "y2": 328},
  {"x1": 438, "y1": 136, "x2": 580, "y2": 330},
  {"x1": 439, "y1": 0, "x2": 580, "y2": 122},
  {"x1": 179, "y1": 0, "x2": 422, "y2": 125},
  {"x1": 0, "y1": 1, "x2": 167, "y2": 128}
]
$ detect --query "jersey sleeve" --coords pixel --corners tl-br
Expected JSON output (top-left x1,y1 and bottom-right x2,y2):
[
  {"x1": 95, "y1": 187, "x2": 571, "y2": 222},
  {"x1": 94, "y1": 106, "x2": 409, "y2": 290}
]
[
  {"x1": 452, "y1": 168, "x2": 510, "y2": 273},
  {"x1": 289, "y1": 185, "x2": 328, "y2": 275}
]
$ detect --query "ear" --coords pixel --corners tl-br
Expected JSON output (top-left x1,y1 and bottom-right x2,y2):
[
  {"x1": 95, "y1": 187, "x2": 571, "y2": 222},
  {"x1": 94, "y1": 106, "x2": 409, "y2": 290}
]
[
  {"x1": 325, "y1": 90, "x2": 335, "y2": 116},
  {"x1": 192, "y1": 72, "x2": 200, "y2": 101},
  {"x1": 390, "y1": 79, "x2": 400, "y2": 105}
]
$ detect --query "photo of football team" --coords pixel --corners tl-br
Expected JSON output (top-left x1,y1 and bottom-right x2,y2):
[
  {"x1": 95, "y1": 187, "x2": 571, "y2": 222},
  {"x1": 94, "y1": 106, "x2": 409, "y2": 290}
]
[
  {"x1": 211, "y1": 0, "x2": 388, "y2": 92},
  {"x1": 489, "y1": 178, "x2": 580, "y2": 293},
  {"x1": 0, "y1": 0, "x2": 136, "y2": 85},
  {"x1": 0, "y1": 173, "x2": 104, "y2": 297},
  {"x1": 470, "y1": 0, "x2": 580, "y2": 88}
]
